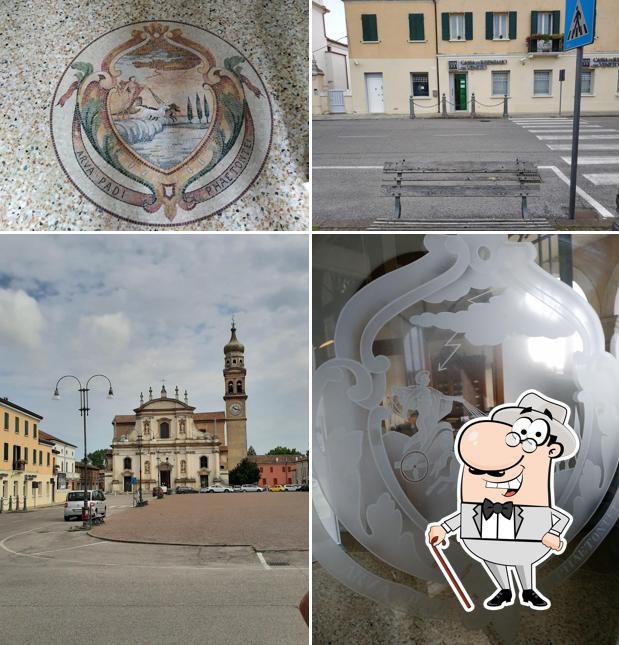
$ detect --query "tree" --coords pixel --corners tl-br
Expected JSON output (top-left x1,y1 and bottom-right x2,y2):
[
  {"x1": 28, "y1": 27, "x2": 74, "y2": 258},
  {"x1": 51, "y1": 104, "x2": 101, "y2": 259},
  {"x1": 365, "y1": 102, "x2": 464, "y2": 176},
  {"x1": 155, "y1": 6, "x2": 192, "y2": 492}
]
[
  {"x1": 196, "y1": 92, "x2": 203, "y2": 123},
  {"x1": 229, "y1": 458, "x2": 260, "y2": 486},
  {"x1": 247, "y1": 445, "x2": 256, "y2": 456},
  {"x1": 203, "y1": 94, "x2": 210, "y2": 123},
  {"x1": 87, "y1": 448, "x2": 107, "y2": 469},
  {"x1": 186, "y1": 97, "x2": 193, "y2": 122},
  {"x1": 267, "y1": 446, "x2": 301, "y2": 455}
]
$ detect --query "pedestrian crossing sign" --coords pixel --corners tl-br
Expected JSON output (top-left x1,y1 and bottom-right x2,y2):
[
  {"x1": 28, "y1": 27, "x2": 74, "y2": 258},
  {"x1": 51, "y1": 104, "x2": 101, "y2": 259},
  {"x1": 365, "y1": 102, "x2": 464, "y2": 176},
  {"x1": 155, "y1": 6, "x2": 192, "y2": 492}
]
[{"x1": 564, "y1": 0, "x2": 596, "y2": 50}]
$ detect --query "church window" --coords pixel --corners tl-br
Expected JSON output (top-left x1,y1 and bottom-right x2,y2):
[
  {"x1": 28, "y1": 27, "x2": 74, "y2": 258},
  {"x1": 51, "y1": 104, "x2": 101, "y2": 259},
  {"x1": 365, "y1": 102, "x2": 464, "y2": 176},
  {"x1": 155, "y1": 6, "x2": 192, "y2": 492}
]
[
  {"x1": 123, "y1": 457, "x2": 132, "y2": 470},
  {"x1": 180, "y1": 460, "x2": 187, "y2": 474},
  {"x1": 227, "y1": 381, "x2": 234, "y2": 394},
  {"x1": 232, "y1": 358, "x2": 236, "y2": 364},
  {"x1": 236, "y1": 380, "x2": 243, "y2": 394},
  {"x1": 144, "y1": 461, "x2": 151, "y2": 474},
  {"x1": 159, "y1": 421, "x2": 170, "y2": 439},
  {"x1": 200, "y1": 456, "x2": 209, "y2": 468},
  {"x1": 273, "y1": 478, "x2": 278, "y2": 485}
]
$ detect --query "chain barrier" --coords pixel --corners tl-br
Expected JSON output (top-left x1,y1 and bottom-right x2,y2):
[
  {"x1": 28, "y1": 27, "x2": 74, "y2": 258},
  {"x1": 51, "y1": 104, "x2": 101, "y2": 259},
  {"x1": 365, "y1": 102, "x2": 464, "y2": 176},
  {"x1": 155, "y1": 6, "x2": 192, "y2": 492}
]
[{"x1": 409, "y1": 93, "x2": 508, "y2": 118}]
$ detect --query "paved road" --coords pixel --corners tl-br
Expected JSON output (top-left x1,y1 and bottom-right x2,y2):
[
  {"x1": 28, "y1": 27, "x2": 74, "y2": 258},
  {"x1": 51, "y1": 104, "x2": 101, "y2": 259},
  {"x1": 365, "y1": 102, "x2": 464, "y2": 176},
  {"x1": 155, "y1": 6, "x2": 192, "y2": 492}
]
[
  {"x1": 0, "y1": 495, "x2": 308, "y2": 645},
  {"x1": 312, "y1": 116, "x2": 619, "y2": 228}
]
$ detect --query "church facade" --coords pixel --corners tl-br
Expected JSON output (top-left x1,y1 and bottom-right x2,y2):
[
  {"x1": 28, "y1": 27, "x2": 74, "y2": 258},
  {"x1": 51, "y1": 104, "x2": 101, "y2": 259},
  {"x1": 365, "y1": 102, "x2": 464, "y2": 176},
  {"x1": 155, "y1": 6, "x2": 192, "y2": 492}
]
[{"x1": 108, "y1": 323, "x2": 248, "y2": 493}]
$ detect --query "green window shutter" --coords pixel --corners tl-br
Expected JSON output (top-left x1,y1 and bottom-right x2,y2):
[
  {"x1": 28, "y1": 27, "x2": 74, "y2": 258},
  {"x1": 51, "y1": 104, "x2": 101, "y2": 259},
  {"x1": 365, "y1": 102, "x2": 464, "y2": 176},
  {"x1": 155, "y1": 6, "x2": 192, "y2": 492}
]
[
  {"x1": 442, "y1": 13, "x2": 450, "y2": 40},
  {"x1": 486, "y1": 12, "x2": 494, "y2": 40},
  {"x1": 465, "y1": 12, "x2": 473, "y2": 40},
  {"x1": 409, "y1": 14, "x2": 425, "y2": 41},
  {"x1": 361, "y1": 14, "x2": 378, "y2": 41},
  {"x1": 552, "y1": 10, "x2": 561, "y2": 34},
  {"x1": 509, "y1": 12, "x2": 517, "y2": 40},
  {"x1": 531, "y1": 10, "x2": 538, "y2": 35}
]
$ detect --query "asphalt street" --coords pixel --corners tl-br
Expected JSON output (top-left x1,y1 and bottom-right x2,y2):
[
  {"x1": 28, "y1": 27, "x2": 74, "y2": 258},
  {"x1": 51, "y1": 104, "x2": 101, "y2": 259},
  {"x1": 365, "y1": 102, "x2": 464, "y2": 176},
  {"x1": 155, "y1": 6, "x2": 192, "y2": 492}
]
[
  {"x1": 0, "y1": 495, "x2": 308, "y2": 645},
  {"x1": 312, "y1": 116, "x2": 619, "y2": 228}
]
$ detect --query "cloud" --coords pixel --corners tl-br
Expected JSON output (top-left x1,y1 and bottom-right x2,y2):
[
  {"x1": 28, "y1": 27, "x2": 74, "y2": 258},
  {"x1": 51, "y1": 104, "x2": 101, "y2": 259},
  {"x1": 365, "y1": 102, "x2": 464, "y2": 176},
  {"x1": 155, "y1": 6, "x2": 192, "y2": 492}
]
[
  {"x1": 76, "y1": 313, "x2": 131, "y2": 355},
  {"x1": 0, "y1": 288, "x2": 43, "y2": 348}
]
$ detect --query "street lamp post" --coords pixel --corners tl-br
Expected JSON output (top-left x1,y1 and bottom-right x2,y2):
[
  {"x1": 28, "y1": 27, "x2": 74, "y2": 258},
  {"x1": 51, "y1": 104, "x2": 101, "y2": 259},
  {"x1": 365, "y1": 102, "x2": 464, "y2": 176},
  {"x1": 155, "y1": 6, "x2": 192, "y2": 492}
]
[
  {"x1": 156, "y1": 450, "x2": 161, "y2": 487},
  {"x1": 53, "y1": 374, "x2": 113, "y2": 529},
  {"x1": 137, "y1": 433, "x2": 143, "y2": 505}
]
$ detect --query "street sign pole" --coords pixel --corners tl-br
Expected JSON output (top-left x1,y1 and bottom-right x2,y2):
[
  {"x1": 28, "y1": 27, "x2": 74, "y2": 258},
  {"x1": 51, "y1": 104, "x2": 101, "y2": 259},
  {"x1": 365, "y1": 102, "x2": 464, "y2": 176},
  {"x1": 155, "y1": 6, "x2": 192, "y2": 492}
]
[{"x1": 568, "y1": 46, "x2": 583, "y2": 219}]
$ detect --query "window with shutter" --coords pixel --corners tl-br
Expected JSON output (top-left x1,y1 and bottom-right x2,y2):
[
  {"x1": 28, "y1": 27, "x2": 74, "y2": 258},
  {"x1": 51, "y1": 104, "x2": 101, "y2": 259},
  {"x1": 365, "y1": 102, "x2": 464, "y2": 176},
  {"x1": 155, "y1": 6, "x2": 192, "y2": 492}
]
[
  {"x1": 581, "y1": 70, "x2": 593, "y2": 95},
  {"x1": 465, "y1": 12, "x2": 473, "y2": 40},
  {"x1": 509, "y1": 12, "x2": 517, "y2": 40},
  {"x1": 450, "y1": 14, "x2": 465, "y2": 40},
  {"x1": 493, "y1": 13, "x2": 508, "y2": 39},
  {"x1": 409, "y1": 14, "x2": 425, "y2": 41},
  {"x1": 441, "y1": 13, "x2": 450, "y2": 40},
  {"x1": 486, "y1": 12, "x2": 494, "y2": 40},
  {"x1": 361, "y1": 14, "x2": 378, "y2": 42}
]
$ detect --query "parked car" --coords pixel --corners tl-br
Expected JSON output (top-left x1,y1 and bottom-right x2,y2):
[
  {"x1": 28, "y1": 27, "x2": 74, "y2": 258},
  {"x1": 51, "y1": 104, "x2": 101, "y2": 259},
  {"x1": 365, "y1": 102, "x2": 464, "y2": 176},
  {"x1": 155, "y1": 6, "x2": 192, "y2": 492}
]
[
  {"x1": 284, "y1": 484, "x2": 302, "y2": 492},
  {"x1": 202, "y1": 484, "x2": 234, "y2": 493},
  {"x1": 175, "y1": 486, "x2": 198, "y2": 494},
  {"x1": 64, "y1": 490, "x2": 106, "y2": 521},
  {"x1": 269, "y1": 485, "x2": 285, "y2": 492},
  {"x1": 299, "y1": 483, "x2": 309, "y2": 492},
  {"x1": 240, "y1": 484, "x2": 265, "y2": 492},
  {"x1": 152, "y1": 486, "x2": 164, "y2": 497}
]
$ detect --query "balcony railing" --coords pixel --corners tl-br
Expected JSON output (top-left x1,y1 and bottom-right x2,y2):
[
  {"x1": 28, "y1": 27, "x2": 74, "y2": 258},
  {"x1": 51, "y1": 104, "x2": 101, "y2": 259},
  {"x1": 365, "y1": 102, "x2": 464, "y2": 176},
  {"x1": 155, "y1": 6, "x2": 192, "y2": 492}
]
[{"x1": 527, "y1": 34, "x2": 564, "y2": 53}]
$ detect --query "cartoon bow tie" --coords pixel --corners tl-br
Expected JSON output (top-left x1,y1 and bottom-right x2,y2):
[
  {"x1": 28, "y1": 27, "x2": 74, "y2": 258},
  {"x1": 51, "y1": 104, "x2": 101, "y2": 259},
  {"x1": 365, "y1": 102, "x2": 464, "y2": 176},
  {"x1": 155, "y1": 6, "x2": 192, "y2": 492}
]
[{"x1": 482, "y1": 498, "x2": 514, "y2": 520}]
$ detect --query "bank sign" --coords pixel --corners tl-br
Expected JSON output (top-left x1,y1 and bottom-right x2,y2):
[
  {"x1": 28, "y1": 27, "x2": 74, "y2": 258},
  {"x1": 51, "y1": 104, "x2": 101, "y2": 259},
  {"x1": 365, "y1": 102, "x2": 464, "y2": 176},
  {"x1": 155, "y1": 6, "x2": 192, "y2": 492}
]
[
  {"x1": 448, "y1": 59, "x2": 507, "y2": 71},
  {"x1": 564, "y1": 0, "x2": 596, "y2": 50}
]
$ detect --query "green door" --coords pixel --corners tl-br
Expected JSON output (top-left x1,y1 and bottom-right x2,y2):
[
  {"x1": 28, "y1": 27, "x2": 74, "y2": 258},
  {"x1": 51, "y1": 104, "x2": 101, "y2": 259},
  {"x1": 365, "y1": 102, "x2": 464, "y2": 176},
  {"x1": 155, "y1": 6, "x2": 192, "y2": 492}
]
[{"x1": 455, "y1": 74, "x2": 467, "y2": 111}]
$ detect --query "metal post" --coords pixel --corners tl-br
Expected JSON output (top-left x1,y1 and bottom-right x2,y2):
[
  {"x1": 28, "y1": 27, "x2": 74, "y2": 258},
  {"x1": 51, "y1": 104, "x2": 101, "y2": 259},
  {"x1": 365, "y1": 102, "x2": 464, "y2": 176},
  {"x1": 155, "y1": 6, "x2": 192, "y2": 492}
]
[
  {"x1": 15, "y1": 495, "x2": 19, "y2": 511},
  {"x1": 441, "y1": 93, "x2": 447, "y2": 118},
  {"x1": 8, "y1": 496, "x2": 12, "y2": 512},
  {"x1": 612, "y1": 183, "x2": 619, "y2": 231},
  {"x1": 23, "y1": 496, "x2": 26, "y2": 511},
  {"x1": 470, "y1": 93, "x2": 476, "y2": 118},
  {"x1": 569, "y1": 47, "x2": 584, "y2": 219},
  {"x1": 409, "y1": 95, "x2": 415, "y2": 119},
  {"x1": 81, "y1": 387, "x2": 89, "y2": 529},
  {"x1": 503, "y1": 94, "x2": 508, "y2": 118},
  {"x1": 0, "y1": 497, "x2": 3, "y2": 513}
]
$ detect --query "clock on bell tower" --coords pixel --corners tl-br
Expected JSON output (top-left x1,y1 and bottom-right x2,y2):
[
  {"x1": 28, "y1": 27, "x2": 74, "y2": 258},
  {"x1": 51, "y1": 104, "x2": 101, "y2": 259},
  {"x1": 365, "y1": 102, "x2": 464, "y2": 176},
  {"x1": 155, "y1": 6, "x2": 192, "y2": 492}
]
[{"x1": 223, "y1": 320, "x2": 247, "y2": 471}]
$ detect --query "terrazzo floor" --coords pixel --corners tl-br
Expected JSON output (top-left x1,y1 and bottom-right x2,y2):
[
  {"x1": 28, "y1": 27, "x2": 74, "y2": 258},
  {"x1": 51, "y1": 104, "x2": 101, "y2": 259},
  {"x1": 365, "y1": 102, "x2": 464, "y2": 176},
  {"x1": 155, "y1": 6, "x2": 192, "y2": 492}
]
[{"x1": 0, "y1": 0, "x2": 309, "y2": 230}]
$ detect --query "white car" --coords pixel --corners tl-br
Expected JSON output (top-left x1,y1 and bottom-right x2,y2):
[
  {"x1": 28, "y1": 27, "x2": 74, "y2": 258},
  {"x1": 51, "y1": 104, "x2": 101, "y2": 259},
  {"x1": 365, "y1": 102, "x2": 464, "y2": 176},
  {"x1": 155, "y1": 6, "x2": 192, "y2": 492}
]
[
  {"x1": 64, "y1": 490, "x2": 106, "y2": 521},
  {"x1": 284, "y1": 484, "x2": 302, "y2": 492},
  {"x1": 202, "y1": 484, "x2": 234, "y2": 493},
  {"x1": 240, "y1": 484, "x2": 265, "y2": 492}
]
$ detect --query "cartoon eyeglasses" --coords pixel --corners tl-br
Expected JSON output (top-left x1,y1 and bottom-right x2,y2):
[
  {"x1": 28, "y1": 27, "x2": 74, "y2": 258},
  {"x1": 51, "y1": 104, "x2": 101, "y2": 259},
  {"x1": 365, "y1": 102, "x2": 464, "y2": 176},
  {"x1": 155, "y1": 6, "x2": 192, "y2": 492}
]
[{"x1": 505, "y1": 417, "x2": 550, "y2": 452}]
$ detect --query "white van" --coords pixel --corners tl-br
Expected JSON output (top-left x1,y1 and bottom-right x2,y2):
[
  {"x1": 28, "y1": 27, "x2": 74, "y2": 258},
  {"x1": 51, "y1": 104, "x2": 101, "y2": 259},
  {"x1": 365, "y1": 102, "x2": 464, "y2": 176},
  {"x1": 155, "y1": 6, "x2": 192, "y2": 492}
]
[{"x1": 64, "y1": 490, "x2": 107, "y2": 521}]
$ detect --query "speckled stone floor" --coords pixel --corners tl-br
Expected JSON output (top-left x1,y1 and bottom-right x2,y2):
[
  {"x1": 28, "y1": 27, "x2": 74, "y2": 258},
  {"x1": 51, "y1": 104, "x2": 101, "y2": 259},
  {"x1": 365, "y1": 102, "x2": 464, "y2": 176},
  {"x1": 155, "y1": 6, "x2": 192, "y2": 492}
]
[
  {"x1": 0, "y1": 0, "x2": 308, "y2": 230},
  {"x1": 313, "y1": 527, "x2": 619, "y2": 645}
]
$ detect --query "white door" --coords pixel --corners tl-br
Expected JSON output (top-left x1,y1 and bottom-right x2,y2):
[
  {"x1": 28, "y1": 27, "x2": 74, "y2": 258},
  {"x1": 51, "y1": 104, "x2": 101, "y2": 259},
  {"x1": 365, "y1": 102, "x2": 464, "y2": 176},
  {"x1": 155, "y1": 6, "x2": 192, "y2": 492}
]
[{"x1": 365, "y1": 73, "x2": 384, "y2": 113}]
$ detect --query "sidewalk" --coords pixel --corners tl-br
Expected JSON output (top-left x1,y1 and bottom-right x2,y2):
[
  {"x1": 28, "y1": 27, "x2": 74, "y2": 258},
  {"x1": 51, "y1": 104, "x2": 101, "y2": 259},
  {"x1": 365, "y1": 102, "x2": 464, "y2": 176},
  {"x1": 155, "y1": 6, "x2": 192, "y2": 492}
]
[{"x1": 313, "y1": 111, "x2": 619, "y2": 121}]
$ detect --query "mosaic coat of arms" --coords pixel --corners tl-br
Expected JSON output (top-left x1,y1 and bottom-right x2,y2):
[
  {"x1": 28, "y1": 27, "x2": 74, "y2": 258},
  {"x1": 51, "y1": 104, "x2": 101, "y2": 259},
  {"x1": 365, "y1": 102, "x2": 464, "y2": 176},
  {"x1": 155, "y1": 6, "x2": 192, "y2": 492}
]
[{"x1": 51, "y1": 22, "x2": 272, "y2": 226}]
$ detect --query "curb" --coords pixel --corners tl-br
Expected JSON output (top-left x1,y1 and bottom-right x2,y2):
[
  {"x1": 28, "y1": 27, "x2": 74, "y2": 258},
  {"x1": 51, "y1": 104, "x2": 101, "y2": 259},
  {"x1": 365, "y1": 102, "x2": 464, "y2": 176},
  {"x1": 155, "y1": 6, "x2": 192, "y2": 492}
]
[{"x1": 87, "y1": 531, "x2": 309, "y2": 553}]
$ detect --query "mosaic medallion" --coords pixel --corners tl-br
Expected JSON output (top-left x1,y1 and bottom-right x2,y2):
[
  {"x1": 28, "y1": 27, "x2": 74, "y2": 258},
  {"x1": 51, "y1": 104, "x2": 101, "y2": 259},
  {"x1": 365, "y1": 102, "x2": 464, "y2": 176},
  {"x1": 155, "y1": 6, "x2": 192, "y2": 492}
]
[{"x1": 51, "y1": 22, "x2": 272, "y2": 226}]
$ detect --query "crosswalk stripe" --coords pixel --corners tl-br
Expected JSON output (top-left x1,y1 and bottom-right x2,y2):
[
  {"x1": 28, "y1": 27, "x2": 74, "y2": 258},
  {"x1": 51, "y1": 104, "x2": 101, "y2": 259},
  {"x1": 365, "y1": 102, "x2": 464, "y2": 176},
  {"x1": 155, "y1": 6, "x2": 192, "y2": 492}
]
[
  {"x1": 529, "y1": 128, "x2": 614, "y2": 133},
  {"x1": 537, "y1": 134, "x2": 619, "y2": 140},
  {"x1": 549, "y1": 143, "x2": 619, "y2": 150},
  {"x1": 583, "y1": 173, "x2": 619, "y2": 186},
  {"x1": 561, "y1": 156, "x2": 619, "y2": 165}
]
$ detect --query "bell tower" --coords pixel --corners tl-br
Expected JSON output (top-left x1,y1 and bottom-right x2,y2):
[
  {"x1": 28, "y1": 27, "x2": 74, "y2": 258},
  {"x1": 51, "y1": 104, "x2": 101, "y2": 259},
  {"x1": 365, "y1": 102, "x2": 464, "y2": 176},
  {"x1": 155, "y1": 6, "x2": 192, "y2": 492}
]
[{"x1": 223, "y1": 320, "x2": 247, "y2": 471}]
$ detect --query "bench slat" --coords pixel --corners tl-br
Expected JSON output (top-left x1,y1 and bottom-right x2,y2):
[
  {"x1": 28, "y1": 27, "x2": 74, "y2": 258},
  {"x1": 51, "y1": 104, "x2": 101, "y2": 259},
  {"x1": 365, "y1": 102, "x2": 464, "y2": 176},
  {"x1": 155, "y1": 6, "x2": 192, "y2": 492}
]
[
  {"x1": 382, "y1": 175, "x2": 541, "y2": 184},
  {"x1": 382, "y1": 185, "x2": 540, "y2": 197},
  {"x1": 383, "y1": 161, "x2": 537, "y2": 173}
]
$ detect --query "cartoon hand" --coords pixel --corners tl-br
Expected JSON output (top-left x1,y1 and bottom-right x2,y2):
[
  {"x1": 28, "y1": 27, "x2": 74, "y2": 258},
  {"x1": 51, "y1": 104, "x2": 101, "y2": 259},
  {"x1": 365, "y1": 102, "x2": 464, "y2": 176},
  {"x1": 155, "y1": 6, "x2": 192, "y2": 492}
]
[
  {"x1": 428, "y1": 524, "x2": 447, "y2": 547},
  {"x1": 542, "y1": 532, "x2": 562, "y2": 551}
]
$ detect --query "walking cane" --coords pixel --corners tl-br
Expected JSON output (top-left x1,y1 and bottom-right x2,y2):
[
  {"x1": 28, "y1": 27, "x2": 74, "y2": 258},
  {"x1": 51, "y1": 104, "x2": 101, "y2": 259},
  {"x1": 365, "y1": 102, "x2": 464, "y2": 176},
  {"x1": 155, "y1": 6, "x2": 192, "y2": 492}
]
[{"x1": 428, "y1": 536, "x2": 475, "y2": 612}]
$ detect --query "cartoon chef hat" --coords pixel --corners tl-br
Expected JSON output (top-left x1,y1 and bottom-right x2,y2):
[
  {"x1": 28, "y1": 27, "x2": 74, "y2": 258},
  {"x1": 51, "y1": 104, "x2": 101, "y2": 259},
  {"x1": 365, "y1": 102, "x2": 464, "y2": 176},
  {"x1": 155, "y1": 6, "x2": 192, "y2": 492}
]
[{"x1": 491, "y1": 390, "x2": 579, "y2": 460}]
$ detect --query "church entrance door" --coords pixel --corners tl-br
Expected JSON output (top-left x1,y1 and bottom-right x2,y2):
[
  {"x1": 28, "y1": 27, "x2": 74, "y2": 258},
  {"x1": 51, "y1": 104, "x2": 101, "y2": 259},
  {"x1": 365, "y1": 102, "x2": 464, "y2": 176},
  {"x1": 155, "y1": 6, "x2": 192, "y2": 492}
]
[
  {"x1": 200, "y1": 475, "x2": 209, "y2": 488},
  {"x1": 123, "y1": 476, "x2": 132, "y2": 492},
  {"x1": 160, "y1": 471, "x2": 171, "y2": 488}
]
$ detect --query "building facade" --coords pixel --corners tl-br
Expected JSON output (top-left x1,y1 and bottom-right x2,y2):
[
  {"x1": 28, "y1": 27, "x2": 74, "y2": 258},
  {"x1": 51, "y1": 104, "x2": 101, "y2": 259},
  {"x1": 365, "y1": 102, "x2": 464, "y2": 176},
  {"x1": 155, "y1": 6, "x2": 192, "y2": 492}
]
[
  {"x1": 109, "y1": 324, "x2": 248, "y2": 493},
  {"x1": 313, "y1": 0, "x2": 351, "y2": 114},
  {"x1": 39, "y1": 430, "x2": 79, "y2": 491},
  {"x1": 0, "y1": 398, "x2": 61, "y2": 508},
  {"x1": 343, "y1": 0, "x2": 619, "y2": 115},
  {"x1": 250, "y1": 454, "x2": 307, "y2": 487}
]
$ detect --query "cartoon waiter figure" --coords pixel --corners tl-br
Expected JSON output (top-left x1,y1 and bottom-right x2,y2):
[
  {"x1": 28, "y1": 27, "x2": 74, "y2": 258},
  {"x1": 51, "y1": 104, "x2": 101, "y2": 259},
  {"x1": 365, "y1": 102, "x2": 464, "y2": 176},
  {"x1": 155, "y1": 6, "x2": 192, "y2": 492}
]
[{"x1": 426, "y1": 390, "x2": 579, "y2": 611}]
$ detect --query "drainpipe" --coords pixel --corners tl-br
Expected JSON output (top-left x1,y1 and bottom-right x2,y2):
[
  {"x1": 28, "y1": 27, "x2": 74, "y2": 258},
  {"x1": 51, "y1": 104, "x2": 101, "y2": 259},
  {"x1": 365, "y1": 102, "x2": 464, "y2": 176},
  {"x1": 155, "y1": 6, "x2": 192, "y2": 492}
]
[{"x1": 433, "y1": 0, "x2": 441, "y2": 114}]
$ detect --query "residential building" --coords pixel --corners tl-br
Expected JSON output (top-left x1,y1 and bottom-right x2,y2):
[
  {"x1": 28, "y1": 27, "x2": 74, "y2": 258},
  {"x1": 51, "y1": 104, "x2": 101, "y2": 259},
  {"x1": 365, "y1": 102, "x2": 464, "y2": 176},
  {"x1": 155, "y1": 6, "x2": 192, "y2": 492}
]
[
  {"x1": 313, "y1": 0, "x2": 351, "y2": 113},
  {"x1": 75, "y1": 461, "x2": 105, "y2": 491},
  {"x1": 293, "y1": 453, "x2": 309, "y2": 485},
  {"x1": 342, "y1": 0, "x2": 619, "y2": 115},
  {"x1": 39, "y1": 430, "x2": 79, "y2": 491},
  {"x1": 109, "y1": 323, "x2": 248, "y2": 493},
  {"x1": 250, "y1": 454, "x2": 306, "y2": 487},
  {"x1": 0, "y1": 397, "x2": 62, "y2": 508}
]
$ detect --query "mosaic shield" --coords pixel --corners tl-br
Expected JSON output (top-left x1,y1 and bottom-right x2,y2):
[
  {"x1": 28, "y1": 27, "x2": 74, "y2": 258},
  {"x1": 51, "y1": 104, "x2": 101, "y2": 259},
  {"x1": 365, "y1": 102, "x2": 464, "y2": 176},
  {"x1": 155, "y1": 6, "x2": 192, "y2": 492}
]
[{"x1": 51, "y1": 21, "x2": 272, "y2": 226}]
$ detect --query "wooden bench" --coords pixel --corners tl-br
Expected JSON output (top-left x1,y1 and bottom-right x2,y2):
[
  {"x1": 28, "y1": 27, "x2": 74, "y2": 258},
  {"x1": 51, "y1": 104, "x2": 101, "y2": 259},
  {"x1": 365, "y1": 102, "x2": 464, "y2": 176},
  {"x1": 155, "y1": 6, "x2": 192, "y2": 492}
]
[{"x1": 382, "y1": 160, "x2": 542, "y2": 219}]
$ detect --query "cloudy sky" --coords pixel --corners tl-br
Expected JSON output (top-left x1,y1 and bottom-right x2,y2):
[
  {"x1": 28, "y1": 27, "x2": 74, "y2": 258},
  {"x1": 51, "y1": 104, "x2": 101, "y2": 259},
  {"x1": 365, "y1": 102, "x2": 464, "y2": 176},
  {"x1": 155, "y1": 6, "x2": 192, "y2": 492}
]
[
  {"x1": 0, "y1": 234, "x2": 309, "y2": 456},
  {"x1": 324, "y1": 0, "x2": 347, "y2": 42}
]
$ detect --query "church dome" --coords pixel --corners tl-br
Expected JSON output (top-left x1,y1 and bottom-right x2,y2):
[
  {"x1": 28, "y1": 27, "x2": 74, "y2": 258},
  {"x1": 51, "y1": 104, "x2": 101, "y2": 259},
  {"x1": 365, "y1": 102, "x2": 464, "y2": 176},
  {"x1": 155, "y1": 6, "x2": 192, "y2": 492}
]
[{"x1": 224, "y1": 323, "x2": 244, "y2": 354}]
